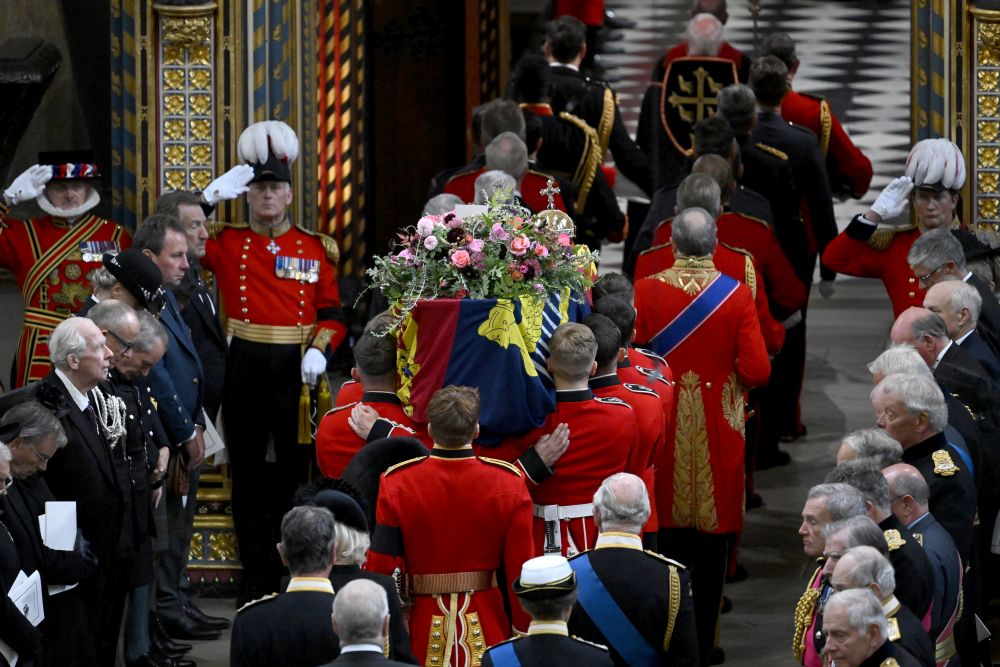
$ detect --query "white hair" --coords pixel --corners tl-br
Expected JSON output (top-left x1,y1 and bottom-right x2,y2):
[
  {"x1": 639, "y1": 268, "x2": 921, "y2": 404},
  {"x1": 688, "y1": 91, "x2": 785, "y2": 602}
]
[
  {"x1": 867, "y1": 344, "x2": 931, "y2": 378},
  {"x1": 825, "y1": 588, "x2": 888, "y2": 640},
  {"x1": 594, "y1": 472, "x2": 650, "y2": 532},
  {"x1": 48, "y1": 318, "x2": 90, "y2": 370},
  {"x1": 686, "y1": 13, "x2": 724, "y2": 56},
  {"x1": 332, "y1": 579, "x2": 389, "y2": 646},
  {"x1": 473, "y1": 170, "x2": 516, "y2": 204},
  {"x1": 840, "y1": 429, "x2": 903, "y2": 468},
  {"x1": 943, "y1": 280, "x2": 982, "y2": 323},
  {"x1": 872, "y1": 373, "x2": 948, "y2": 432},
  {"x1": 333, "y1": 522, "x2": 371, "y2": 566},
  {"x1": 837, "y1": 546, "x2": 896, "y2": 596},
  {"x1": 0, "y1": 443, "x2": 10, "y2": 462}
]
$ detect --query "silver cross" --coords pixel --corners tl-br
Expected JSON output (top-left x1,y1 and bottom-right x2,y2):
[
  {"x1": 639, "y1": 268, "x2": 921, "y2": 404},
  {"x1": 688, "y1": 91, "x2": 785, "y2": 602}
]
[
  {"x1": 266, "y1": 239, "x2": 281, "y2": 255},
  {"x1": 540, "y1": 179, "x2": 560, "y2": 210}
]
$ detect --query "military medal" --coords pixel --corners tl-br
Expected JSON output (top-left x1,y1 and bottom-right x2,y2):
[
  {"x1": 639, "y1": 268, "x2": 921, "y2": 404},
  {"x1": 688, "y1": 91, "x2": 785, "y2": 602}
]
[
  {"x1": 80, "y1": 240, "x2": 120, "y2": 263},
  {"x1": 275, "y1": 256, "x2": 320, "y2": 282},
  {"x1": 266, "y1": 239, "x2": 281, "y2": 255}
]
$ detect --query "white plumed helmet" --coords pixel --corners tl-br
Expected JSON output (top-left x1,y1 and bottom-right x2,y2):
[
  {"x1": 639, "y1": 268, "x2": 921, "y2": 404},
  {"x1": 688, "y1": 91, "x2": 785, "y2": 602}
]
[
  {"x1": 236, "y1": 121, "x2": 299, "y2": 183},
  {"x1": 904, "y1": 138, "x2": 966, "y2": 191}
]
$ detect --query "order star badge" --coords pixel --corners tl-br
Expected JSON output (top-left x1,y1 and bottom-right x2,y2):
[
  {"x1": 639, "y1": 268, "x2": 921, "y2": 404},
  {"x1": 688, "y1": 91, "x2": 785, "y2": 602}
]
[{"x1": 266, "y1": 239, "x2": 281, "y2": 255}]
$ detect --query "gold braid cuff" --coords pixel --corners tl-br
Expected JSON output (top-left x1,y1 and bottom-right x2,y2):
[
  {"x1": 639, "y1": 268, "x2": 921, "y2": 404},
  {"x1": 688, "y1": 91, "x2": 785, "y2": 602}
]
[{"x1": 792, "y1": 587, "x2": 821, "y2": 663}]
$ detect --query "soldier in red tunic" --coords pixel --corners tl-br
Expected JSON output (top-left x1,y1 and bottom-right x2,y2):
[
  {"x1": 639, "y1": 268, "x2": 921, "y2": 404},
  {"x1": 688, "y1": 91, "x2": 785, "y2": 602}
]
[
  {"x1": 822, "y1": 139, "x2": 967, "y2": 318},
  {"x1": 366, "y1": 386, "x2": 536, "y2": 667},
  {"x1": 0, "y1": 151, "x2": 131, "y2": 388},
  {"x1": 316, "y1": 316, "x2": 430, "y2": 479},
  {"x1": 633, "y1": 207, "x2": 770, "y2": 660},
  {"x1": 198, "y1": 120, "x2": 348, "y2": 601}
]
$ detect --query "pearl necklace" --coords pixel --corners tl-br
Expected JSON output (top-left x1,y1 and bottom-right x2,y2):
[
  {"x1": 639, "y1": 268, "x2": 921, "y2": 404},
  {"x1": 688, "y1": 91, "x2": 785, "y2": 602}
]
[{"x1": 90, "y1": 388, "x2": 126, "y2": 449}]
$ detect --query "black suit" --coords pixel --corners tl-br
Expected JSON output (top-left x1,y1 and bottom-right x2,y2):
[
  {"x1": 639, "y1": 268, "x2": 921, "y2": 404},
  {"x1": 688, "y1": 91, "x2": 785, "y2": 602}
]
[
  {"x1": 173, "y1": 263, "x2": 227, "y2": 420},
  {"x1": 0, "y1": 518, "x2": 40, "y2": 664},
  {"x1": 966, "y1": 273, "x2": 1000, "y2": 358},
  {"x1": 887, "y1": 598, "x2": 934, "y2": 667},
  {"x1": 1, "y1": 475, "x2": 98, "y2": 666},
  {"x1": 482, "y1": 632, "x2": 612, "y2": 666},
  {"x1": 568, "y1": 545, "x2": 699, "y2": 667},
  {"x1": 908, "y1": 512, "x2": 961, "y2": 644},
  {"x1": 548, "y1": 64, "x2": 652, "y2": 195},
  {"x1": 934, "y1": 341, "x2": 995, "y2": 418},
  {"x1": 76, "y1": 295, "x2": 99, "y2": 317},
  {"x1": 858, "y1": 640, "x2": 922, "y2": 667},
  {"x1": 321, "y1": 650, "x2": 413, "y2": 666},
  {"x1": 956, "y1": 328, "x2": 1000, "y2": 383},
  {"x1": 230, "y1": 586, "x2": 340, "y2": 667},
  {"x1": 38, "y1": 372, "x2": 133, "y2": 665},
  {"x1": 877, "y1": 515, "x2": 934, "y2": 627}
]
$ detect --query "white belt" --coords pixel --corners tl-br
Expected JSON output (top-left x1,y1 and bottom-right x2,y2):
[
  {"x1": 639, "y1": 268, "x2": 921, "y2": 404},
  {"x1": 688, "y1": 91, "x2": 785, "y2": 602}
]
[{"x1": 533, "y1": 503, "x2": 593, "y2": 555}]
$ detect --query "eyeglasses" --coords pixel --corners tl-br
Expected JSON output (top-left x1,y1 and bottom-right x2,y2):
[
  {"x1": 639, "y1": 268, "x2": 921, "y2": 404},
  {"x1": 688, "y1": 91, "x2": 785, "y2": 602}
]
[
  {"x1": 26, "y1": 443, "x2": 51, "y2": 465},
  {"x1": 106, "y1": 329, "x2": 135, "y2": 354},
  {"x1": 0, "y1": 475, "x2": 12, "y2": 495},
  {"x1": 916, "y1": 264, "x2": 945, "y2": 285}
]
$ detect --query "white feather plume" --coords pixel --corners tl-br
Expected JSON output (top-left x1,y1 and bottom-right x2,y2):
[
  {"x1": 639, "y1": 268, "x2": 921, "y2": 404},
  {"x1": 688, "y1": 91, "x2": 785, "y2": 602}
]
[
  {"x1": 904, "y1": 138, "x2": 966, "y2": 190},
  {"x1": 237, "y1": 121, "x2": 299, "y2": 165}
]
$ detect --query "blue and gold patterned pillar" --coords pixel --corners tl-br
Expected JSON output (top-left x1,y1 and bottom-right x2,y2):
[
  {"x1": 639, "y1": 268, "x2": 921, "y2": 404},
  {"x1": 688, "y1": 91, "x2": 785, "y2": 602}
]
[{"x1": 912, "y1": 0, "x2": 953, "y2": 142}]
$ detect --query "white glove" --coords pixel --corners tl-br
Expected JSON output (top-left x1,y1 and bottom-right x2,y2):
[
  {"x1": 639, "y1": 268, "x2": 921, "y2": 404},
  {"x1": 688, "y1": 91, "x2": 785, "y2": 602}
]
[
  {"x1": 818, "y1": 280, "x2": 836, "y2": 300},
  {"x1": 4, "y1": 164, "x2": 52, "y2": 205},
  {"x1": 301, "y1": 347, "x2": 328, "y2": 386},
  {"x1": 202, "y1": 164, "x2": 255, "y2": 205},
  {"x1": 869, "y1": 176, "x2": 913, "y2": 220}
]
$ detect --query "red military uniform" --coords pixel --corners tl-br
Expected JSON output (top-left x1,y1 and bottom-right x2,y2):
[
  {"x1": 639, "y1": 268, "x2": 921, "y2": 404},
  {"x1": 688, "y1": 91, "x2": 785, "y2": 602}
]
[
  {"x1": 334, "y1": 378, "x2": 363, "y2": 406},
  {"x1": 781, "y1": 90, "x2": 873, "y2": 199},
  {"x1": 653, "y1": 212, "x2": 808, "y2": 317},
  {"x1": 618, "y1": 347, "x2": 675, "y2": 435},
  {"x1": 821, "y1": 215, "x2": 923, "y2": 317},
  {"x1": 0, "y1": 201, "x2": 130, "y2": 387},
  {"x1": 443, "y1": 167, "x2": 568, "y2": 213},
  {"x1": 480, "y1": 389, "x2": 642, "y2": 557},
  {"x1": 554, "y1": 0, "x2": 604, "y2": 25},
  {"x1": 657, "y1": 42, "x2": 749, "y2": 82},
  {"x1": 366, "y1": 447, "x2": 535, "y2": 666},
  {"x1": 590, "y1": 373, "x2": 666, "y2": 534},
  {"x1": 636, "y1": 241, "x2": 786, "y2": 353},
  {"x1": 316, "y1": 391, "x2": 432, "y2": 478},
  {"x1": 633, "y1": 257, "x2": 771, "y2": 534}
]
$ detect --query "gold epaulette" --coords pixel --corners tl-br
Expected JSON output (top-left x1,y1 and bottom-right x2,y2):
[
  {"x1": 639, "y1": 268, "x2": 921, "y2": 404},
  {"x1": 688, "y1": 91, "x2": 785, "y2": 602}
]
[
  {"x1": 883, "y1": 528, "x2": 906, "y2": 551},
  {"x1": 932, "y1": 449, "x2": 959, "y2": 476},
  {"x1": 818, "y1": 99, "x2": 832, "y2": 156},
  {"x1": 731, "y1": 212, "x2": 770, "y2": 229},
  {"x1": 478, "y1": 456, "x2": 522, "y2": 477},
  {"x1": 298, "y1": 225, "x2": 340, "y2": 264},
  {"x1": 236, "y1": 592, "x2": 278, "y2": 613},
  {"x1": 571, "y1": 636, "x2": 609, "y2": 651},
  {"x1": 721, "y1": 244, "x2": 758, "y2": 299},
  {"x1": 205, "y1": 221, "x2": 238, "y2": 239},
  {"x1": 643, "y1": 550, "x2": 687, "y2": 569},
  {"x1": 886, "y1": 617, "x2": 900, "y2": 641},
  {"x1": 880, "y1": 659, "x2": 900, "y2": 667},
  {"x1": 756, "y1": 143, "x2": 788, "y2": 161},
  {"x1": 868, "y1": 224, "x2": 916, "y2": 250},
  {"x1": 384, "y1": 456, "x2": 427, "y2": 476}
]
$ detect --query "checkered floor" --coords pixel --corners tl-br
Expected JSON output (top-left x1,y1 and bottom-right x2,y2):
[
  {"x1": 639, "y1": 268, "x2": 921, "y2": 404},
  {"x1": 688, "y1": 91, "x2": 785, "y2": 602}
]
[{"x1": 600, "y1": 0, "x2": 911, "y2": 221}]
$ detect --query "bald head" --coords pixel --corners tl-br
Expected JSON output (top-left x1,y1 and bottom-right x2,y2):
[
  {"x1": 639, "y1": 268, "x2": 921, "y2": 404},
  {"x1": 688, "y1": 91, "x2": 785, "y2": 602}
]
[
  {"x1": 923, "y1": 280, "x2": 981, "y2": 339},
  {"x1": 889, "y1": 307, "x2": 948, "y2": 367},
  {"x1": 593, "y1": 472, "x2": 650, "y2": 533},
  {"x1": 686, "y1": 13, "x2": 723, "y2": 56},
  {"x1": 882, "y1": 463, "x2": 930, "y2": 525},
  {"x1": 672, "y1": 207, "x2": 718, "y2": 257}
]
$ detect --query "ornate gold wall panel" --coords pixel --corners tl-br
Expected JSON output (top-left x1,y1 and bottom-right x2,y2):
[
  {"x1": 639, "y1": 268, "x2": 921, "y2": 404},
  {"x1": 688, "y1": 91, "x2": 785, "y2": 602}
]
[{"x1": 970, "y1": 7, "x2": 1000, "y2": 234}]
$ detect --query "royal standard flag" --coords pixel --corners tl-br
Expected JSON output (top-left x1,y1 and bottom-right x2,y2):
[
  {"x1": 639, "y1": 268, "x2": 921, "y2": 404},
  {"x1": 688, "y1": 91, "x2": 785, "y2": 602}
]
[{"x1": 396, "y1": 292, "x2": 588, "y2": 444}]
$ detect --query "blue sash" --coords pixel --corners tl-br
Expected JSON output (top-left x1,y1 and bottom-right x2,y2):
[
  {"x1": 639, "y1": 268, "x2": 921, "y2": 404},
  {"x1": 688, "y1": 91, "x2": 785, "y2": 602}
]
[
  {"x1": 488, "y1": 641, "x2": 522, "y2": 667},
  {"x1": 570, "y1": 554, "x2": 657, "y2": 666},
  {"x1": 648, "y1": 273, "x2": 740, "y2": 356}
]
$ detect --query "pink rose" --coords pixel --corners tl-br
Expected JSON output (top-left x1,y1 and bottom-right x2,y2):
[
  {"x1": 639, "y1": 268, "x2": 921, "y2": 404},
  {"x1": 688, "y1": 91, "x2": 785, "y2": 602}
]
[
  {"x1": 416, "y1": 216, "x2": 437, "y2": 237},
  {"x1": 510, "y1": 234, "x2": 531, "y2": 256},
  {"x1": 423, "y1": 235, "x2": 439, "y2": 250},
  {"x1": 557, "y1": 233, "x2": 572, "y2": 247},
  {"x1": 533, "y1": 244, "x2": 549, "y2": 258},
  {"x1": 468, "y1": 238, "x2": 485, "y2": 252},
  {"x1": 451, "y1": 249, "x2": 471, "y2": 268},
  {"x1": 396, "y1": 248, "x2": 414, "y2": 260},
  {"x1": 489, "y1": 223, "x2": 509, "y2": 241}
]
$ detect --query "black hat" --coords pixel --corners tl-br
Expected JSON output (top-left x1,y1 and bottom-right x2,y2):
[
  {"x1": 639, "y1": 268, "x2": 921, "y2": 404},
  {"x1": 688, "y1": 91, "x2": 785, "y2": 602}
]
[
  {"x1": 312, "y1": 490, "x2": 369, "y2": 533},
  {"x1": 103, "y1": 248, "x2": 164, "y2": 308},
  {"x1": 249, "y1": 151, "x2": 292, "y2": 184},
  {"x1": 38, "y1": 150, "x2": 101, "y2": 182},
  {"x1": 0, "y1": 420, "x2": 20, "y2": 444},
  {"x1": 237, "y1": 121, "x2": 297, "y2": 184},
  {"x1": 341, "y1": 436, "x2": 430, "y2": 531},
  {"x1": 511, "y1": 555, "x2": 577, "y2": 600}
]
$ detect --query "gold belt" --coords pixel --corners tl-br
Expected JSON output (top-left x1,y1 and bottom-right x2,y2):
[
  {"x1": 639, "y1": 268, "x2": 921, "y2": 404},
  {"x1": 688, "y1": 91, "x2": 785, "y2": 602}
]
[
  {"x1": 409, "y1": 570, "x2": 497, "y2": 595},
  {"x1": 227, "y1": 320, "x2": 314, "y2": 345}
]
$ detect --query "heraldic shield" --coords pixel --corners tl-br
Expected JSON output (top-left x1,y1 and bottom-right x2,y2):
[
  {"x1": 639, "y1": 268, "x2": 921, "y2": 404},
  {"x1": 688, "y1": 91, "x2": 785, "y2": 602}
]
[{"x1": 658, "y1": 57, "x2": 738, "y2": 155}]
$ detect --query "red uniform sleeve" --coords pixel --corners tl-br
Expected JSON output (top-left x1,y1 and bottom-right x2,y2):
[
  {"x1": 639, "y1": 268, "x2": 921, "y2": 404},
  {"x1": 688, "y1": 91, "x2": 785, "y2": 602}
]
[
  {"x1": 821, "y1": 228, "x2": 887, "y2": 279},
  {"x1": 623, "y1": 412, "x2": 644, "y2": 477},
  {"x1": 828, "y1": 114, "x2": 873, "y2": 199},
  {"x1": 735, "y1": 287, "x2": 772, "y2": 388},
  {"x1": 502, "y1": 482, "x2": 536, "y2": 633},
  {"x1": 759, "y1": 235, "x2": 808, "y2": 315}
]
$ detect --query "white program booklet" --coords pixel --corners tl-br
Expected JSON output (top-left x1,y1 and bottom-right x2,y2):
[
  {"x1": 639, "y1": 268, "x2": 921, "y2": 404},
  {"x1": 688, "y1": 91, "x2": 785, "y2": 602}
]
[
  {"x1": 1, "y1": 569, "x2": 45, "y2": 666},
  {"x1": 38, "y1": 501, "x2": 79, "y2": 595}
]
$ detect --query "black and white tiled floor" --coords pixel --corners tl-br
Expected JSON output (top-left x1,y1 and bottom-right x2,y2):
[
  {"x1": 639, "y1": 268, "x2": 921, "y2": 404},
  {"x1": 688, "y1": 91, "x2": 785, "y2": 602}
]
[{"x1": 598, "y1": 0, "x2": 910, "y2": 241}]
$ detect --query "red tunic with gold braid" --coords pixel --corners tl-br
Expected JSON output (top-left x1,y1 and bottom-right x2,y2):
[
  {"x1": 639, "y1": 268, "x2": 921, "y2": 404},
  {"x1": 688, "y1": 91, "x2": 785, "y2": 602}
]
[
  {"x1": 0, "y1": 204, "x2": 131, "y2": 387},
  {"x1": 366, "y1": 447, "x2": 535, "y2": 667},
  {"x1": 634, "y1": 257, "x2": 771, "y2": 534},
  {"x1": 201, "y1": 219, "x2": 346, "y2": 350}
]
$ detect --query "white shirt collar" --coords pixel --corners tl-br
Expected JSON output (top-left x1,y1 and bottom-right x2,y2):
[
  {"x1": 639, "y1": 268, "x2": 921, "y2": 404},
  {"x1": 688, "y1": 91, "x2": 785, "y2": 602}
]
[
  {"x1": 339, "y1": 644, "x2": 385, "y2": 654},
  {"x1": 54, "y1": 368, "x2": 90, "y2": 411},
  {"x1": 933, "y1": 340, "x2": 952, "y2": 370},
  {"x1": 551, "y1": 62, "x2": 579, "y2": 72},
  {"x1": 528, "y1": 620, "x2": 569, "y2": 636},
  {"x1": 955, "y1": 329, "x2": 975, "y2": 345},
  {"x1": 595, "y1": 531, "x2": 643, "y2": 550}
]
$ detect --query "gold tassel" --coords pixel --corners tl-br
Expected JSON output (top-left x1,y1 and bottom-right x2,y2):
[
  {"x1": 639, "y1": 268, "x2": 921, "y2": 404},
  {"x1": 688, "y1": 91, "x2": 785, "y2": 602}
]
[
  {"x1": 316, "y1": 374, "x2": 333, "y2": 416},
  {"x1": 298, "y1": 384, "x2": 312, "y2": 444}
]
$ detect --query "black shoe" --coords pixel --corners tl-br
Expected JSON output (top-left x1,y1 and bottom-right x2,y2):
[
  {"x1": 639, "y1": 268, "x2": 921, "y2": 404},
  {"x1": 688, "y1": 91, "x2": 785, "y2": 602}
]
[
  {"x1": 158, "y1": 613, "x2": 222, "y2": 641},
  {"x1": 708, "y1": 647, "x2": 726, "y2": 665},
  {"x1": 721, "y1": 596, "x2": 733, "y2": 614},
  {"x1": 129, "y1": 653, "x2": 195, "y2": 667},
  {"x1": 149, "y1": 614, "x2": 193, "y2": 657},
  {"x1": 780, "y1": 426, "x2": 808, "y2": 443},
  {"x1": 745, "y1": 492, "x2": 764, "y2": 510},
  {"x1": 726, "y1": 564, "x2": 749, "y2": 583},
  {"x1": 756, "y1": 450, "x2": 792, "y2": 470},
  {"x1": 603, "y1": 9, "x2": 636, "y2": 29},
  {"x1": 184, "y1": 603, "x2": 230, "y2": 631}
]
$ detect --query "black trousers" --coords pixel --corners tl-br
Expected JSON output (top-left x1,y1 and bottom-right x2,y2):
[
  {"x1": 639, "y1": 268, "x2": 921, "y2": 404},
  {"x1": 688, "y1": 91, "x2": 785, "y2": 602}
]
[
  {"x1": 659, "y1": 528, "x2": 734, "y2": 666},
  {"x1": 80, "y1": 555, "x2": 131, "y2": 666},
  {"x1": 224, "y1": 339, "x2": 313, "y2": 594}
]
